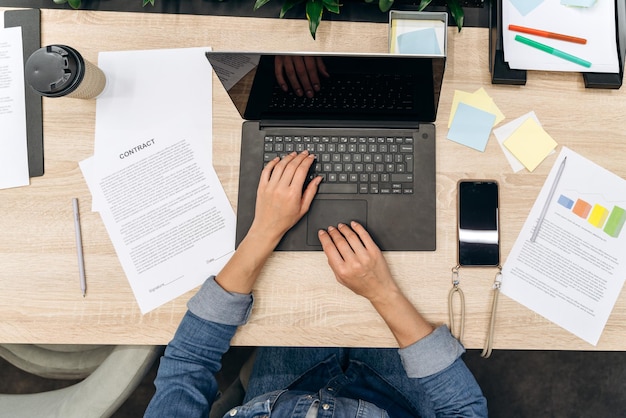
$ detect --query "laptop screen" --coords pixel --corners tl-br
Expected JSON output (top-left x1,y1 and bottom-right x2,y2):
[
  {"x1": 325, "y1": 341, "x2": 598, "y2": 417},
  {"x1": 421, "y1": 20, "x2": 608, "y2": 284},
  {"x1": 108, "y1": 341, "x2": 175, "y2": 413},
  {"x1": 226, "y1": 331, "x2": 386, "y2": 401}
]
[{"x1": 205, "y1": 52, "x2": 445, "y2": 124}]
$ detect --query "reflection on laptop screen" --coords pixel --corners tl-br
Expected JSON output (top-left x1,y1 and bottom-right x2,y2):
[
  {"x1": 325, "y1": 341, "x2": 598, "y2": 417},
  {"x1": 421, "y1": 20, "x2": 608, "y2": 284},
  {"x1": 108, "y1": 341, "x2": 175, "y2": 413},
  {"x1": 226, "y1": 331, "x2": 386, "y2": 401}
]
[{"x1": 206, "y1": 52, "x2": 445, "y2": 123}]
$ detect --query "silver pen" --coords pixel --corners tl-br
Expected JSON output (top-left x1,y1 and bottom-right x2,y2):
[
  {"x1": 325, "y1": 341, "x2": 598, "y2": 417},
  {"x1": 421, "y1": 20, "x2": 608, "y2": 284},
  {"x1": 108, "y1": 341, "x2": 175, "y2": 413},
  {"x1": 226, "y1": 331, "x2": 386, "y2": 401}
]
[
  {"x1": 530, "y1": 156, "x2": 567, "y2": 243},
  {"x1": 72, "y1": 198, "x2": 87, "y2": 297}
]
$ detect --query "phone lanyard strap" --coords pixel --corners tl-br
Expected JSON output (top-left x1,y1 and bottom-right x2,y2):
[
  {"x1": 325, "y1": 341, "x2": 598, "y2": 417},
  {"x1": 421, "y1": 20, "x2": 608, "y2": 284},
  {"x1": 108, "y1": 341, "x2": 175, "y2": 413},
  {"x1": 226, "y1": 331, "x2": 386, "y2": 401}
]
[
  {"x1": 448, "y1": 265, "x2": 465, "y2": 343},
  {"x1": 481, "y1": 267, "x2": 502, "y2": 358}
]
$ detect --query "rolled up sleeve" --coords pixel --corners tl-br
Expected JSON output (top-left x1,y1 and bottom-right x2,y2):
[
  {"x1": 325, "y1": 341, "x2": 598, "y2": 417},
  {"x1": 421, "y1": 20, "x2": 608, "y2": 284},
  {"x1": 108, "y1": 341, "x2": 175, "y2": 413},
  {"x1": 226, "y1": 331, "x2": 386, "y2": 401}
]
[
  {"x1": 187, "y1": 276, "x2": 254, "y2": 326},
  {"x1": 398, "y1": 325, "x2": 465, "y2": 378}
]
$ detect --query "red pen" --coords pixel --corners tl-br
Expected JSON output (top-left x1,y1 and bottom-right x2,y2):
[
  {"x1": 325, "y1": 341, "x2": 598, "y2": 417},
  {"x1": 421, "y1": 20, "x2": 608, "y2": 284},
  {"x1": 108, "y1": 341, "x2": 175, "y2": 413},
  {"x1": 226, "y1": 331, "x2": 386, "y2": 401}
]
[{"x1": 508, "y1": 24, "x2": 587, "y2": 45}]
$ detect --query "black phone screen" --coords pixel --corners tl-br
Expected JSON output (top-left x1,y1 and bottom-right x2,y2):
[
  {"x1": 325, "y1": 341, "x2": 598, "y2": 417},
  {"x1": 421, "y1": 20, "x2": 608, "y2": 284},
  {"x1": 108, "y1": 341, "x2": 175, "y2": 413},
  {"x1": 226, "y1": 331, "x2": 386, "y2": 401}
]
[{"x1": 458, "y1": 181, "x2": 500, "y2": 266}]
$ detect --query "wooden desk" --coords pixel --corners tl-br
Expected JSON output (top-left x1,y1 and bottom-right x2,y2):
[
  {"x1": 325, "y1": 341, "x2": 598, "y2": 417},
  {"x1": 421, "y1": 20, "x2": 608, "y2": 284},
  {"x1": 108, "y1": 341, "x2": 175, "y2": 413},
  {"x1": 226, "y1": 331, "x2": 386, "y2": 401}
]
[{"x1": 1, "y1": 8, "x2": 625, "y2": 350}]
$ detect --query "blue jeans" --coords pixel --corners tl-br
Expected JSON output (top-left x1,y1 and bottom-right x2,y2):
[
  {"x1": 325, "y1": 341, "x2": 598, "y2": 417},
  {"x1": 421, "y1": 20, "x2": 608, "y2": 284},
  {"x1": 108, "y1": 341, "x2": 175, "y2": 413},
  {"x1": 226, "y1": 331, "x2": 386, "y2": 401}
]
[{"x1": 245, "y1": 347, "x2": 486, "y2": 418}]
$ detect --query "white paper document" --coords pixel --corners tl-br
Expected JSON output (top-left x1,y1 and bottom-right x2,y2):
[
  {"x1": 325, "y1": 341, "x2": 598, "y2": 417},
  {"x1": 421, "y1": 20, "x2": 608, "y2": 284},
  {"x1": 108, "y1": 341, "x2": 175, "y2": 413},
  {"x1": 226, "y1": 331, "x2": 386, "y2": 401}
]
[
  {"x1": 94, "y1": 47, "x2": 215, "y2": 191},
  {"x1": 502, "y1": 147, "x2": 626, "y2": 345},
  {"x1": 0, "y1": 26, "x2": 29, "y2": 190},
  {"x1": 85, "y1": 47, "x2": 236, "y2": 313},
  {"x1": 503, "y1": 0, "x2": 619, "y2": 73},
  {"x1": 81, "y1": 135, "x2": 235, "y2": 314}
]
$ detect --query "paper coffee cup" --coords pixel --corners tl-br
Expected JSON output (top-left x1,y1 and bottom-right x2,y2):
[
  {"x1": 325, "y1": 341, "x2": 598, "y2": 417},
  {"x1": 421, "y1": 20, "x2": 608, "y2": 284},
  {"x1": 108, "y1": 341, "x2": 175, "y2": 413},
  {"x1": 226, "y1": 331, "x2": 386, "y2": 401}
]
[{"x1": 25, "y1": 45, "x2": 106, "y2": 99}]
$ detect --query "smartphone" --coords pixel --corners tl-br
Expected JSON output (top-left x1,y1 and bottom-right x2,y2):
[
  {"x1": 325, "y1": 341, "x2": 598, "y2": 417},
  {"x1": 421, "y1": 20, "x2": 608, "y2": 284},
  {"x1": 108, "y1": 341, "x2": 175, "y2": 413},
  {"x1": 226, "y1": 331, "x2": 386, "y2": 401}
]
[{"x1": 457, "y1": 180, "x2": 500, "y2": 267}]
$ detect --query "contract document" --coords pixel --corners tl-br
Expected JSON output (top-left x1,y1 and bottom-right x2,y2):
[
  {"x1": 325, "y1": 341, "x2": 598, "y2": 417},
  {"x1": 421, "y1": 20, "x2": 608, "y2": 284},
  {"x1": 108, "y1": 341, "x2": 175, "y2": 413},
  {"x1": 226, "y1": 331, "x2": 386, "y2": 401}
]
[
  {"x1": 83, "y1": 47, "x2": 236, "y2": 313},
  {"x1": 81, "y1": 135, "x2": 235, "y2": 314},
  {"x1": 502, "y1": 147, "x2": 626, "y2": 345}
]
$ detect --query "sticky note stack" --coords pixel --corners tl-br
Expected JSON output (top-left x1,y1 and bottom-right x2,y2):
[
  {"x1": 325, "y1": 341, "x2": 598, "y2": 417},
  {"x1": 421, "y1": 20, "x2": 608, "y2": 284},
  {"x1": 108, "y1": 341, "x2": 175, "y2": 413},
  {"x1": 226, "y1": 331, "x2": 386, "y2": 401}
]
[
  {"x1": 493, "y1": 111, "x2": 558, "y2": 172},
  {"x1": 446, "y1": 88, "x2": 505, "y2": 152}
]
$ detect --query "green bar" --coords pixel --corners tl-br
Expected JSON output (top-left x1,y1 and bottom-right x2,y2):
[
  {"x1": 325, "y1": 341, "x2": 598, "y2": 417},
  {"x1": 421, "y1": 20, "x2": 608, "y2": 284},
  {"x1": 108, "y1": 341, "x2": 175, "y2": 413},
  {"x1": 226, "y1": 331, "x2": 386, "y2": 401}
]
[
  {"x1": 603, "y1": 206, "x2": 626, "y2": 238},
  {"x1": 514, "y1": 35, "x2": 592, "y2": 68}
]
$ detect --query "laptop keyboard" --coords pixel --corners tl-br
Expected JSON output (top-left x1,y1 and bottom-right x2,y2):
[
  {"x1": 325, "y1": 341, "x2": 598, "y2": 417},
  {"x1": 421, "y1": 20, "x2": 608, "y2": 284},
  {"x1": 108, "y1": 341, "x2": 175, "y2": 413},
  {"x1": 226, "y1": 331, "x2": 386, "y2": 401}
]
[{"x1": 263, "y1": 134, "x2": 414, "y2": 194}]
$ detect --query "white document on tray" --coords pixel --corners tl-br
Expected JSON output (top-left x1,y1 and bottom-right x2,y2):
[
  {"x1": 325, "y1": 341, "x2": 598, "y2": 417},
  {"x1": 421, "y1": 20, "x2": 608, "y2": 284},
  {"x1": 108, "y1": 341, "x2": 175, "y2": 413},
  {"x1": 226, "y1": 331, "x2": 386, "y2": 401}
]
[{"x1": 502, "y1": 0, "x2": 619, "y2": 73}]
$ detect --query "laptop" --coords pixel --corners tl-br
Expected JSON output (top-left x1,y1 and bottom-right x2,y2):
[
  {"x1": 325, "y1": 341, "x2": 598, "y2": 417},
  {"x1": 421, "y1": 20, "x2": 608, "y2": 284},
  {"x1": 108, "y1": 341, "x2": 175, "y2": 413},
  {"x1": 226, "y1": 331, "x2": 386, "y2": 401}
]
[{"x1": 205, "y1": 51, "x2": 445, "y2": 251}]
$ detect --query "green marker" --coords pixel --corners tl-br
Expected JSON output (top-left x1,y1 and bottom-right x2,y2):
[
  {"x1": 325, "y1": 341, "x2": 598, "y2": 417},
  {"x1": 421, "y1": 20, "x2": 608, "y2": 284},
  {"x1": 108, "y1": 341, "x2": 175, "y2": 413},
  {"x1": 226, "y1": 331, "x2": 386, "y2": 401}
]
[{"x1": 514, "y1": 34, "x2": 592, "y2": 68}]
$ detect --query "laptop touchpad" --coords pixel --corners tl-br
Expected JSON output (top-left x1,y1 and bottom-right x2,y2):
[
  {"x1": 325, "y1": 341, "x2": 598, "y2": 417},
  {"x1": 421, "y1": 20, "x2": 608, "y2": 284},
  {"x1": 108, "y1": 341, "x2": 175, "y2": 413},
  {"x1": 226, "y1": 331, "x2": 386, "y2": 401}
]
[{"x1": 306, "y1": 200, "x2": 368, "y2": 246}]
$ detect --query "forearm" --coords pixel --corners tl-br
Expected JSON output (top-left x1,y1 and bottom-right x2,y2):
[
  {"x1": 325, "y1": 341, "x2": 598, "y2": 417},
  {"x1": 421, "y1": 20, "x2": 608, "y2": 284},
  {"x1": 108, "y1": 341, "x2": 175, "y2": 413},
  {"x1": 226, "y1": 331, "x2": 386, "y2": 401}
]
[
  {"x1": 373, "y1": 285, "x2": 487, "y2": 415},
  {"x1": 217, "y1": 150, "x2": 318, "y2": 295},
  {"x1": 215, "y1": 226, "x2": 279, "y2": 294},
  {"x1": 370, "y1": 288, "x2": 434, "y2": 348}
]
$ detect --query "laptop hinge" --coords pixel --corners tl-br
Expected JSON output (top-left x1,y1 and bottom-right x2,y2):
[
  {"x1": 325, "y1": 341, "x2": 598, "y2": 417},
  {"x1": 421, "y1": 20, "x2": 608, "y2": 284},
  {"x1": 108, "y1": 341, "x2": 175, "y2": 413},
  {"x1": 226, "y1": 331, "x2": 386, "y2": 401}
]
[{"x1": 259, "y1": 119, "x2": 424, "y2": 130}]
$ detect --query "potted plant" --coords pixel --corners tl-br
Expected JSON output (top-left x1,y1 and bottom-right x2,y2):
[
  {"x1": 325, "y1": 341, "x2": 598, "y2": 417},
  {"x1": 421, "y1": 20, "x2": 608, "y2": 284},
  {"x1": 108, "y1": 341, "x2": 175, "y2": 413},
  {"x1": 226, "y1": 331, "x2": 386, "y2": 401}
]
[
  {"x1": 50, "y1": 0, "x2": 465, "y2": 39},
  {"x1": 254, "y1": 0, "x2": 465, "y2": 39}
]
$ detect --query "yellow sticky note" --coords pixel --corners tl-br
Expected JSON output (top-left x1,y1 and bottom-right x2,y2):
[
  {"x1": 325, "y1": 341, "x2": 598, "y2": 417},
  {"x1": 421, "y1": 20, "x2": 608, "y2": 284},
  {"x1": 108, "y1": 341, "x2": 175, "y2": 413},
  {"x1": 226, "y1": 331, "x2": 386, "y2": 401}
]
[
  {"x1": 448, "y1": 90, "x2": 473, "y2": 127},
  {"x1": 503, "y1": 118, "x2": 558, "y2": 172},
  {"x1": 472, "y1": 88, "x2": 505, "y2": 126},
  {"x1": 448, "y1": 88, "x2": 505, "y2": 128}
]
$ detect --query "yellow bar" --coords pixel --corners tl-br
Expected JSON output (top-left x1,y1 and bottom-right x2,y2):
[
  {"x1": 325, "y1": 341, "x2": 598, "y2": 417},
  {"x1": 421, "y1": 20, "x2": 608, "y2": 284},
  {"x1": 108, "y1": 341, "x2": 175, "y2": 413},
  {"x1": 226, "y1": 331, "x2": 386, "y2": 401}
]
[{"x1": 588, "y1": 204, "x2": 609, "y2": 228}]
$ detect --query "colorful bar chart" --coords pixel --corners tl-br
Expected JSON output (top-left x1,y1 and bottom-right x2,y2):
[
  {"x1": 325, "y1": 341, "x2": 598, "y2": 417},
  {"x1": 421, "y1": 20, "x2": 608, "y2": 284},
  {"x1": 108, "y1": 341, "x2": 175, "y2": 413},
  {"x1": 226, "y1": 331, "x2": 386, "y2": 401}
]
[{"x1": 558, "y1": 194, "x2": 626, "y2": 238}]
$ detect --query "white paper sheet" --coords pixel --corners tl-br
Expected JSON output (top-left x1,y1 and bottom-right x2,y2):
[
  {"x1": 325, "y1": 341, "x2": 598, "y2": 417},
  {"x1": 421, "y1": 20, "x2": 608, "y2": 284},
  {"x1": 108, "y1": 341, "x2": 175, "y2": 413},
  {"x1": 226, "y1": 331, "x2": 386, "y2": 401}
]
[
  {"x1": 94, "y1": 47, "x2": 215, "y2": 189},
  {"x1": 80, "y1": 135, "x2": 235, "y2": 314},
  {"x1": 0, "y1": 26, "x2": 29, "y2": 190},
  {"x1": 87, "y1": 46, "x2": 236, "y2": 313},
  {"x1": 503, "y1": 0, "x2": 619, "y2": 73},
  {"x1": 502, "y1": 147, "x2": 626, "y2": 345}
]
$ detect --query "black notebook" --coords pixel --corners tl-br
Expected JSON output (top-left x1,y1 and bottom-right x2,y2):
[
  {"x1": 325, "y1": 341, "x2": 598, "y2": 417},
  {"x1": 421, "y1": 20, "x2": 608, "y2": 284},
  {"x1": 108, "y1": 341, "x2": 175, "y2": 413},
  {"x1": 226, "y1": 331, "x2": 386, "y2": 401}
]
[{"x1": 4, "y1": 8, "x2": 43, "y2": 177}]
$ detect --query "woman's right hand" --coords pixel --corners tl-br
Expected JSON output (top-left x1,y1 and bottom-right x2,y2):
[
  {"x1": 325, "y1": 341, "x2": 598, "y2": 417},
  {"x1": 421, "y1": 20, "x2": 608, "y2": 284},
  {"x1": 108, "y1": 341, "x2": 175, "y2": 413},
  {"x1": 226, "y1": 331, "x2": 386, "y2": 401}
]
[{"x1": 317, "y1": 221, "x2": 399, "y2": 304}]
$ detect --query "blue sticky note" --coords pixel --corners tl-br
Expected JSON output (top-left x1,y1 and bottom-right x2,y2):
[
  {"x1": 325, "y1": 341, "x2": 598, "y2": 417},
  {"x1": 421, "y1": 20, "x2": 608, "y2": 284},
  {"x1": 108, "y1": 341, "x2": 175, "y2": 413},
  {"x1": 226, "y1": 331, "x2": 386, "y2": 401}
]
[
  {"x1": 447, "y1": 103, "x2": 496, "y2": 152},
  {"x1": 509, "y1": 0, "x2": 544, "y2": 16},
  {"x1": 397, "y1": 28, "x2": 441, "y2": 55}
]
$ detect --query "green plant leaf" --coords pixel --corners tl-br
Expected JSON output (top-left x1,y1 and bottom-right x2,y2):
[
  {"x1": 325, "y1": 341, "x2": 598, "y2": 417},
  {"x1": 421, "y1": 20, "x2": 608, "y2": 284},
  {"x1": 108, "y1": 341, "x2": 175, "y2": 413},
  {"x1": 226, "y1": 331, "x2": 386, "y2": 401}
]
[
  {"x1": 306, "y1": 0, "x2": 324, "y2": 39},
  {"x1": 322, "y1": 0, "x2": 341, "y2": 14},
  {"x1": 142, "y1": 0, "x2": 155, "y2": 6},
  {"x1": 378, "y1": 0, "x2": 393, "y2": 13},
  {"x1": 67, "y1": 0, "x2": 81, "y2": 8},
  {"x1": 254, "y1": 0, "x2": 273, "y2": 11},
  {"x1": 279, "y1": 0, "x2": 304, "y2": 17},
  {"x1": 448, "y1": 0, "x2": 464, "y2": 32},
  {"x1": 417, "y1": 0, "x2": 432, "y2": 11}
]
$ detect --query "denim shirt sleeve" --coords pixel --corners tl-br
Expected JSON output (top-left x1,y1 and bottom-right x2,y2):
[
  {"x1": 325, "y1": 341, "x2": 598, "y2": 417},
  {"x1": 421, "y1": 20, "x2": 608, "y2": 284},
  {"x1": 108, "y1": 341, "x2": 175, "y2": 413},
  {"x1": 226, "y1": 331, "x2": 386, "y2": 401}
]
[
  {"x1": 398, "y1": 325, "x2": 464, "y2": 378},
  {"x1": 187, "y1": 275, "x2": 254, "y2": 325},
  {"x1": 144, "y1": 276, "x2": 253, "y2": 418},
  {"x1": 398, "y1": 325, "x2": 488, "y2": 417}
]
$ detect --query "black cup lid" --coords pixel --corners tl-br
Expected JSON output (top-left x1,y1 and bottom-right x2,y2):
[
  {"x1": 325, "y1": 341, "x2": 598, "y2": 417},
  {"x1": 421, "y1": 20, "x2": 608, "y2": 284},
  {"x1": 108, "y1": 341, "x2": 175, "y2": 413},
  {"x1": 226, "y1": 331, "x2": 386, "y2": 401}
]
[{"x1": 25, "y1": 45, "x2": 85, "y2": 97}]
